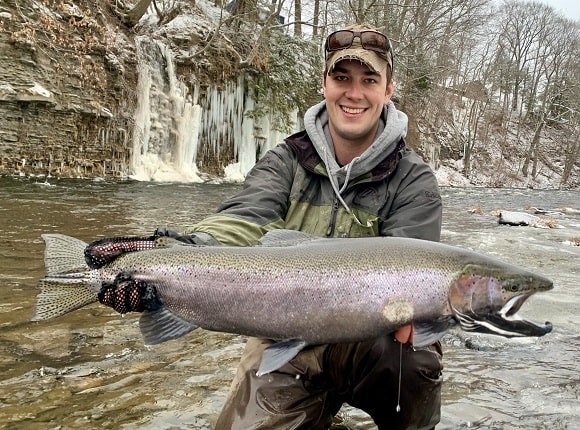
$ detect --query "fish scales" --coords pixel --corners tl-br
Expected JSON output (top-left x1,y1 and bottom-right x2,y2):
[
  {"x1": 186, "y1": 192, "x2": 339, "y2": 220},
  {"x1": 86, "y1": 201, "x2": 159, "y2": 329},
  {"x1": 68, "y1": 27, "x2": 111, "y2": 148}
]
[
  {"x1": 91, "y1": 238, "x2": 500, "y2": 343},
  {"x1": 33, "y1": 230, "x2": 553, "y2": 374}
]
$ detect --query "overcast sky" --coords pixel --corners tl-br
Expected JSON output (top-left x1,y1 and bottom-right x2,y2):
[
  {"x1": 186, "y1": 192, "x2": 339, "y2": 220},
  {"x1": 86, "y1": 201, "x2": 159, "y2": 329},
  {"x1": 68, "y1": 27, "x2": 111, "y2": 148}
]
[{"x1": 543, "y1": 0, "x2": 580, "y2": 21}]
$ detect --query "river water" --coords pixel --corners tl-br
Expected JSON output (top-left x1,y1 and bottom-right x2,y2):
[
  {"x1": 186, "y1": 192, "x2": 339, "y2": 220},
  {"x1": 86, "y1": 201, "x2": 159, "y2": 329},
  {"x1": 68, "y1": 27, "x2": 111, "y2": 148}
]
[{"x1": 0, "y1": 177, "x2": 578, "y2": 429}]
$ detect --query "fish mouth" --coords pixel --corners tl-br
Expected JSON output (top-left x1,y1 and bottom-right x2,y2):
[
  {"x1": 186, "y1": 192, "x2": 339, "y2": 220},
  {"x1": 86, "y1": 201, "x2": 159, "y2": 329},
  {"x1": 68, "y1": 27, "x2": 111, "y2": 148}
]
[{"x1": 455, "y1": 293, "x2": 553, "y2": 338}]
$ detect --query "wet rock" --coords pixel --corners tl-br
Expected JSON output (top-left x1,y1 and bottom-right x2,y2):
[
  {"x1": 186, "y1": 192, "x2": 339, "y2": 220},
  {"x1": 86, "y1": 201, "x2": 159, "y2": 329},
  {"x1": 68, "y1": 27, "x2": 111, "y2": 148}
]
[{"x1": 498, "y1": 210, "x2": 558, "y2": 228}]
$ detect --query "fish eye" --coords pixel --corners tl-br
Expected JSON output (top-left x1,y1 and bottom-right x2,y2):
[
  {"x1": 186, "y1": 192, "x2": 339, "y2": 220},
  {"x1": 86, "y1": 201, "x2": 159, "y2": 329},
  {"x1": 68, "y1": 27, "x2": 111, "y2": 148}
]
[{"x1": 508, "y1": 284, "x2": 521, "y2": 292}]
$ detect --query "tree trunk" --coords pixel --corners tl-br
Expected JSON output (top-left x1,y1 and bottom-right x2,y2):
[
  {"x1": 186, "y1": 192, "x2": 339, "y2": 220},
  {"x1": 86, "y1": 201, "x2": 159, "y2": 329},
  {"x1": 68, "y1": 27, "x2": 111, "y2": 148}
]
[
  {"x1": 522, "y1": 118, "x2": 544, "y2": 177},
  {"x1": 294, "y1": 0, "x2": 302, "y2": 37},
  {"x1": 122, "y1": 0, "x2": 153, "y2": 27},
  {"x1": 561, "y1": 133, "x2": 580, "y2": 186},
  {"x1": 312, "y1": 0, "x2": 320, "y2": 37}
]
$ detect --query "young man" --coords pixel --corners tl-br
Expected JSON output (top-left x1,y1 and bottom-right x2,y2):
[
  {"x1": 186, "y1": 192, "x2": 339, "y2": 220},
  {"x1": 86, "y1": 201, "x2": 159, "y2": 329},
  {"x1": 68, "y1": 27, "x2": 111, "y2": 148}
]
[{"x1": 169, "y1": 23, "x2": 442, "y2": 429}]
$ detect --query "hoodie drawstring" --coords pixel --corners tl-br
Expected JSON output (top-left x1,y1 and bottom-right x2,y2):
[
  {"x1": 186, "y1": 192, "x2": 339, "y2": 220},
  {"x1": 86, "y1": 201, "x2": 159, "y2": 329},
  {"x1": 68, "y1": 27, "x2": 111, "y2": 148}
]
[{"x1": 322, "y1": 148, "x2": 372, "y2": 230}]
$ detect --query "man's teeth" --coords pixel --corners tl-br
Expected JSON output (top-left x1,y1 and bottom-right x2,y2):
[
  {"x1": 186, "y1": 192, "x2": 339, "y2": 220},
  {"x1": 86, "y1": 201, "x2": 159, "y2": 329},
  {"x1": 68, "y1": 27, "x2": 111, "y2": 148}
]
[{"x1": 342, "y1": 106, "x2": 365, "y2": 114}]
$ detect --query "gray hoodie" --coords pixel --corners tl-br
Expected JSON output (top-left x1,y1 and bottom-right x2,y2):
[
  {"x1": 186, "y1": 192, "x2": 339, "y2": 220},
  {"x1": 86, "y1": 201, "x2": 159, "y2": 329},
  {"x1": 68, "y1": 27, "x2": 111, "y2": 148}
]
[{"x1": 303, "y1": 100, "x2": 408, "y2": 212}]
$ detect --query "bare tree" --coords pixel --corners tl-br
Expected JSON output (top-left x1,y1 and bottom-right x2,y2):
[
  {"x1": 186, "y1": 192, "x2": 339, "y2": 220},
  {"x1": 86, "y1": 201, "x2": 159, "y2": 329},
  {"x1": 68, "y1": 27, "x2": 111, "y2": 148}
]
[
  {"x1": 520, "y1": 10, "x2": 577, "y2": 178},
  {"x1": 495, "y1": 1, "x2": 551, "y2": 115}
]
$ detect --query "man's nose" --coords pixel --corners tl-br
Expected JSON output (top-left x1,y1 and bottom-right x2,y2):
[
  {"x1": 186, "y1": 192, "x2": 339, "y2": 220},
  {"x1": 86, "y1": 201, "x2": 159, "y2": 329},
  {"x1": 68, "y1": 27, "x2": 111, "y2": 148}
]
[{"x1": 345, "y1": 80, "x2": 363, "y2": 99}]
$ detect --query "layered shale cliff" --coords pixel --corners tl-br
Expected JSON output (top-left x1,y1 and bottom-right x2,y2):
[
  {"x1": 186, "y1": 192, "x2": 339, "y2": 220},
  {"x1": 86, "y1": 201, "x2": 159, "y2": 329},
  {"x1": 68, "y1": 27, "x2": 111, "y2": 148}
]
[{"x1": 0, "y1": 0, "x2": 141, "y2": 177}]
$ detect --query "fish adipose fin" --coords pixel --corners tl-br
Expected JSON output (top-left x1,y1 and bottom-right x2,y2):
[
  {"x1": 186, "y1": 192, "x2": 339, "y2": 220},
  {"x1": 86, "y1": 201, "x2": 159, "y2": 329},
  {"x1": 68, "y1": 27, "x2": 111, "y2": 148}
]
[
  {"x1": 257, "y1": 339, "x2": 308, "y2": 376},
  {"x1": 139, "y1": 307, "x2": 198, "y2": 345},
  {"x1": 413, "y1": 317, "x2": 457, "y2": 348}
]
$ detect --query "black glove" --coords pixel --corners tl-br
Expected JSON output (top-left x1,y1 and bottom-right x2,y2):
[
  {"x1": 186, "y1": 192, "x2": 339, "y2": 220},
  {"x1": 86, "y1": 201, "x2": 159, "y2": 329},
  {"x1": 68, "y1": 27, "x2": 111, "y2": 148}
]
[{"x1": 154, "y1": 226, "x2": 220, "y2": 246}]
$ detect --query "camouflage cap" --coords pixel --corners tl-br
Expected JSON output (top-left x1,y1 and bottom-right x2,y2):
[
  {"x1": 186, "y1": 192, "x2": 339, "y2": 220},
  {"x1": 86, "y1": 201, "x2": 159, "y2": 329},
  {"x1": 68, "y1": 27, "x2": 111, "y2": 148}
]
[{"x1": 325, "y1": 24, "x2": 393, "y2": 75}]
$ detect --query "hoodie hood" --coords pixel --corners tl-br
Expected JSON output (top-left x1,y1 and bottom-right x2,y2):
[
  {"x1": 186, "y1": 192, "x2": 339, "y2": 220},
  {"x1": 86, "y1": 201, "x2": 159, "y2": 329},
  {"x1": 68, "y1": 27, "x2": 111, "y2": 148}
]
[{"x1": 303, "y1": 100, "x2": 407, "y2": 212}]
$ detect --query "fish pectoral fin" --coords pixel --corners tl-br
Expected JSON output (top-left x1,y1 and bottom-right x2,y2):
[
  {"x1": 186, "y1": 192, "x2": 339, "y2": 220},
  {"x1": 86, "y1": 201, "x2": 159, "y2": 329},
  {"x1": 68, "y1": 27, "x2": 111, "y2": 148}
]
[
  {"x1": 257, "y1": 339, "x2": 308, "y2": 377},
  {"x1": 412, "y1": 317, "x2": 456, "y2": 347},
  {"x1": 139, "y1": 307, "x2": 198, "y2": 345}
]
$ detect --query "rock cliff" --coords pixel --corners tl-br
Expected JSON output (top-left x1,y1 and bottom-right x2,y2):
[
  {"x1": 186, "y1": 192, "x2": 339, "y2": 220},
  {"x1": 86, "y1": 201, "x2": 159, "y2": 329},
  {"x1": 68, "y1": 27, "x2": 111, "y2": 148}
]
[
  {"x1": 0, "y1": 0, "x2": 141, "y2": 177},
  {"x1": 0, "y1": 0, "x2": 254, "y2": 179}
]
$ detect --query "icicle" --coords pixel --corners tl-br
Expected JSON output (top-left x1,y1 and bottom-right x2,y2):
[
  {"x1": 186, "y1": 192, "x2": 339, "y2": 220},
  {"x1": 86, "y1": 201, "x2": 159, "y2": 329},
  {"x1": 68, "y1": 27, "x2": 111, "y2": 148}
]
[
  {"x1": 130, "y1": 37, "x2": 202, "y2": 182},
  {"x1": 130, "y1": 37, "x2": 300, "y2": 183}
]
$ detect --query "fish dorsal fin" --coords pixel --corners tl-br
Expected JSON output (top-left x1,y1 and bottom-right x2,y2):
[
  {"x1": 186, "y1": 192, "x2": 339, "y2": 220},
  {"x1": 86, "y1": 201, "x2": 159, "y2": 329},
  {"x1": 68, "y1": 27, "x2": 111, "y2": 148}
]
[
  {"x1": 139, "y1": 307, "x2": 198, "y2": 345},
  {"x1": 413, "y1": 317, "x2": 457, "y2": 348},
  {"x1": 257, "y1": 339, "x2": 308, "y2": 376},
  {"x1": 259, "y1": 229, "x2": 320, "y2": 247},
  {"x1": 42, "y1": 234, "x2": 89, "y2": 275}
]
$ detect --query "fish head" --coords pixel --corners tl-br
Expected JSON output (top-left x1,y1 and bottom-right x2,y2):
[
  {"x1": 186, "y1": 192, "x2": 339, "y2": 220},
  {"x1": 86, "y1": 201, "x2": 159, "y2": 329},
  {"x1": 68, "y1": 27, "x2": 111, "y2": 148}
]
[{"x1": 449, "y1": 264, "x2": 553, "y2": 338}]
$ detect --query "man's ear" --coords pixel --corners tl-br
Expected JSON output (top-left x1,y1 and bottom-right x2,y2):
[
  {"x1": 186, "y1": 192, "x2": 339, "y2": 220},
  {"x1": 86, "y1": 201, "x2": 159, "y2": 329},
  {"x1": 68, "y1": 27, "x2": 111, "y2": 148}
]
[{"x1": 384, "y1": 80, "x2": 395, "y2": 104}]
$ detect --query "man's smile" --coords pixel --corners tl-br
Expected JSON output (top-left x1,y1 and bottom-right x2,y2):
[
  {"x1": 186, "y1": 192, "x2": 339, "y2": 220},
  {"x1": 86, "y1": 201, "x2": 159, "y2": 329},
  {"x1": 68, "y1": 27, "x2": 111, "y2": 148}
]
[{"x1": 341, "y1": 106, "x2": 366, "y2": 114}]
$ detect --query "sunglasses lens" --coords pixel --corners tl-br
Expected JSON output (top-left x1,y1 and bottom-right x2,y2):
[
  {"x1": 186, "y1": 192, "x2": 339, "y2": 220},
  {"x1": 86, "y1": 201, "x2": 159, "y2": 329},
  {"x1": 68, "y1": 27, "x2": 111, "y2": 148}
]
[
  {"x1": 361, "y1": 32, "x2": 388, "y2": 53},
  {"x1": 328, "y1": 31, "x2": 355, "y2": 51},
  {"x1": 325, "y1": 30, "x2": 393, "y2": 68}
]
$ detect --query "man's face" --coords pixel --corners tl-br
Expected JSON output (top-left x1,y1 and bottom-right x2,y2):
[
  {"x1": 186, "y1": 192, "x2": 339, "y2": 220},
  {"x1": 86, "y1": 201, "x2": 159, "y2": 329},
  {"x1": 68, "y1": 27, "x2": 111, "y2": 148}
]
[{"x1": 323, "y1": 60, "x2": 394, "y2": 147}]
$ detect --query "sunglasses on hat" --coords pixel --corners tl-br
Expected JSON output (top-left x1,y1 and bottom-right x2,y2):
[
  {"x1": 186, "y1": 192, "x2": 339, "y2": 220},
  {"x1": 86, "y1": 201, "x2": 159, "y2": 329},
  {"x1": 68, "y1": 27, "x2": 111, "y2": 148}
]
[{"x1": 325, "y1": 30, "x2": 393, "y2": 67}]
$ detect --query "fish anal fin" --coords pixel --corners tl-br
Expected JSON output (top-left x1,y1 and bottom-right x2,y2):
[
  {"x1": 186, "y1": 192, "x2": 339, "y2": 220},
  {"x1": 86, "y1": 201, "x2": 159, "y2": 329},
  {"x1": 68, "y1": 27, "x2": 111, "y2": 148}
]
[
  {"x1": 257, "y1": 339, "x2": 308, "y2": 376},
  {"x1": 413, "y1": 317, "x2": 456, "y2": 348},
  {"x1": 139, "y1": 307, "x2": 198, "y2": 345}
]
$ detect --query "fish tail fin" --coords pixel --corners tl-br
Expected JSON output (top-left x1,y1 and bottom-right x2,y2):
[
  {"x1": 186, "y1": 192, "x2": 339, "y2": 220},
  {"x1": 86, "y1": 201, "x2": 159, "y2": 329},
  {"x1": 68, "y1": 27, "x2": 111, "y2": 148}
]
[
  {"x1": 42, "y1": 234, "x2": 90, "y2": 275},
  {"x1": 32, "y1": 277, "x2": 98, "y2": 321}
]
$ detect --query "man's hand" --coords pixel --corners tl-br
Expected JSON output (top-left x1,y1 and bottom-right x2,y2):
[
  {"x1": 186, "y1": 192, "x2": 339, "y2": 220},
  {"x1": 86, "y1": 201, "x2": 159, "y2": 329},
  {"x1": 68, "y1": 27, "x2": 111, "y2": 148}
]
[
  {"x1": 394, "y1": 324, "x2": 414, "y2": 344},
  {"x1": 154, "y1": 226, "x2": 221, "y2": 246}
]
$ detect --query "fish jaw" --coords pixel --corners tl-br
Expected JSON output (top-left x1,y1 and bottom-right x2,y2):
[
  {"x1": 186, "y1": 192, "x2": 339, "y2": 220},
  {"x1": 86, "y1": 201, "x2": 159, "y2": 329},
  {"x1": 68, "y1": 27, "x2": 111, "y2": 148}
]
[
  {"x1": 457, "y1": 293, "x2": 553, "y2": 337},
  {"x1": 449, "y1": 265, "x2": 553, "y2": 339}
]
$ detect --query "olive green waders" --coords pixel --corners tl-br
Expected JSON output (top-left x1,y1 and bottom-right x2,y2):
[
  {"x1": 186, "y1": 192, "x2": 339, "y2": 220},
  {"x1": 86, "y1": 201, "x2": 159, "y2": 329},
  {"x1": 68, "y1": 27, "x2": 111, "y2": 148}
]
[{"x1": 215, "y1": 335, "x2": 443, "y2": 430}]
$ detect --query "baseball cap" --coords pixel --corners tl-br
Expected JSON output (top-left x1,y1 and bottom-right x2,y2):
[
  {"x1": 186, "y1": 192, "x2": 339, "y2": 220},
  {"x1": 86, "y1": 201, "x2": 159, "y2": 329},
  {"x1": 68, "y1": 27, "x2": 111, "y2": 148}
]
[{"x1": 325, "y1": 24, "x2": 393, "y2": 75}]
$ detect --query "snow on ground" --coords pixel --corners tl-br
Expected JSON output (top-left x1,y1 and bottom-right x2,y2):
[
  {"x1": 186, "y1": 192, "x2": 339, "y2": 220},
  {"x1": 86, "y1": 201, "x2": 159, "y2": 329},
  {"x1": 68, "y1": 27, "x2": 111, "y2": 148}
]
[{"x1": 434, "y1": 165, "x2": 473, "y2": 187}]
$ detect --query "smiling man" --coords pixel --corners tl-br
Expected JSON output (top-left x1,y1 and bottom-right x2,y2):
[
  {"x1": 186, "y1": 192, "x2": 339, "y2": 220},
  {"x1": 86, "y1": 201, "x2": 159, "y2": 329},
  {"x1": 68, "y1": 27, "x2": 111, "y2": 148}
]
[
  {"x1": 323, "y1": 46, "x2": 395, "y2": 165},
  {"x1": 161, "y1": 22, "x2": 443, "y2": 430}
]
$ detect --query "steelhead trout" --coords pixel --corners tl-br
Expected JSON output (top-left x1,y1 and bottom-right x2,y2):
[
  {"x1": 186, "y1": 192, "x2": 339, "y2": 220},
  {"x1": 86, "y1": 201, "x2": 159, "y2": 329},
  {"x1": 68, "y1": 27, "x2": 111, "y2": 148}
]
[{"x1": 32, "y1": 229, "x2": 553, "y2": 375}]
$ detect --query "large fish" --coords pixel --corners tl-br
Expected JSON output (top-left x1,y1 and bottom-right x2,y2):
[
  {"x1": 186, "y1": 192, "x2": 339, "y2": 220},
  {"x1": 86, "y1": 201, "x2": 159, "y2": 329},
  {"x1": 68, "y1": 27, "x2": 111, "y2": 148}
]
[{"x1": 32, "y1": 229, "x2": 553, "y2": 375}]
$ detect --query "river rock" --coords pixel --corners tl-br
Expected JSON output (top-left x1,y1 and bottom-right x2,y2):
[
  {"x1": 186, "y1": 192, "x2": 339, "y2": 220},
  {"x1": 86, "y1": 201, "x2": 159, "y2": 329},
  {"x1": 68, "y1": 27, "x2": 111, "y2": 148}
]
[{"x1": 498, "y1": 210, "x2": 557, "y2": 228}]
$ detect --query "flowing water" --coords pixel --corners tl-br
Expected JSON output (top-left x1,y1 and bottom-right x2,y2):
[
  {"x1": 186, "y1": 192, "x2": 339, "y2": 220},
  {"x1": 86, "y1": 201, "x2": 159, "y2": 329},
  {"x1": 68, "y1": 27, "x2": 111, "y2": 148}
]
[{"x1": 0, "y1": 177, "x2": 578, "y2": 429}]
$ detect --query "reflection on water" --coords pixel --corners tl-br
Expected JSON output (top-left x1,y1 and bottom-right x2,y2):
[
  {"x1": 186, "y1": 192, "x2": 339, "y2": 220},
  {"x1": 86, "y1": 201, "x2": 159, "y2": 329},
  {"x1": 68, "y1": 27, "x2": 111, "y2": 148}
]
[{"x1": 0, "y1": 177, "x2": 579, "y2": 429}]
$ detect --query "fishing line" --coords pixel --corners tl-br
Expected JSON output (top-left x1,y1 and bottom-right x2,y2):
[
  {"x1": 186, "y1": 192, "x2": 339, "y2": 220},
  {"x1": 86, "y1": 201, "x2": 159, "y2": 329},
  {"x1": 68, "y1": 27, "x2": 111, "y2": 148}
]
[{"x1": 396, "y1": 341, "x2": 402, "y2": 413}]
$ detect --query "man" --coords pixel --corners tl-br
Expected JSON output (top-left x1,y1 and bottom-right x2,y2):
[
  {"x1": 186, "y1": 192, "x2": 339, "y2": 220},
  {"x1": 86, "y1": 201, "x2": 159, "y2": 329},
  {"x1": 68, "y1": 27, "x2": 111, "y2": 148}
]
[{"x1": 168, "y1": 23, "x2": 442, "y2": 429}]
